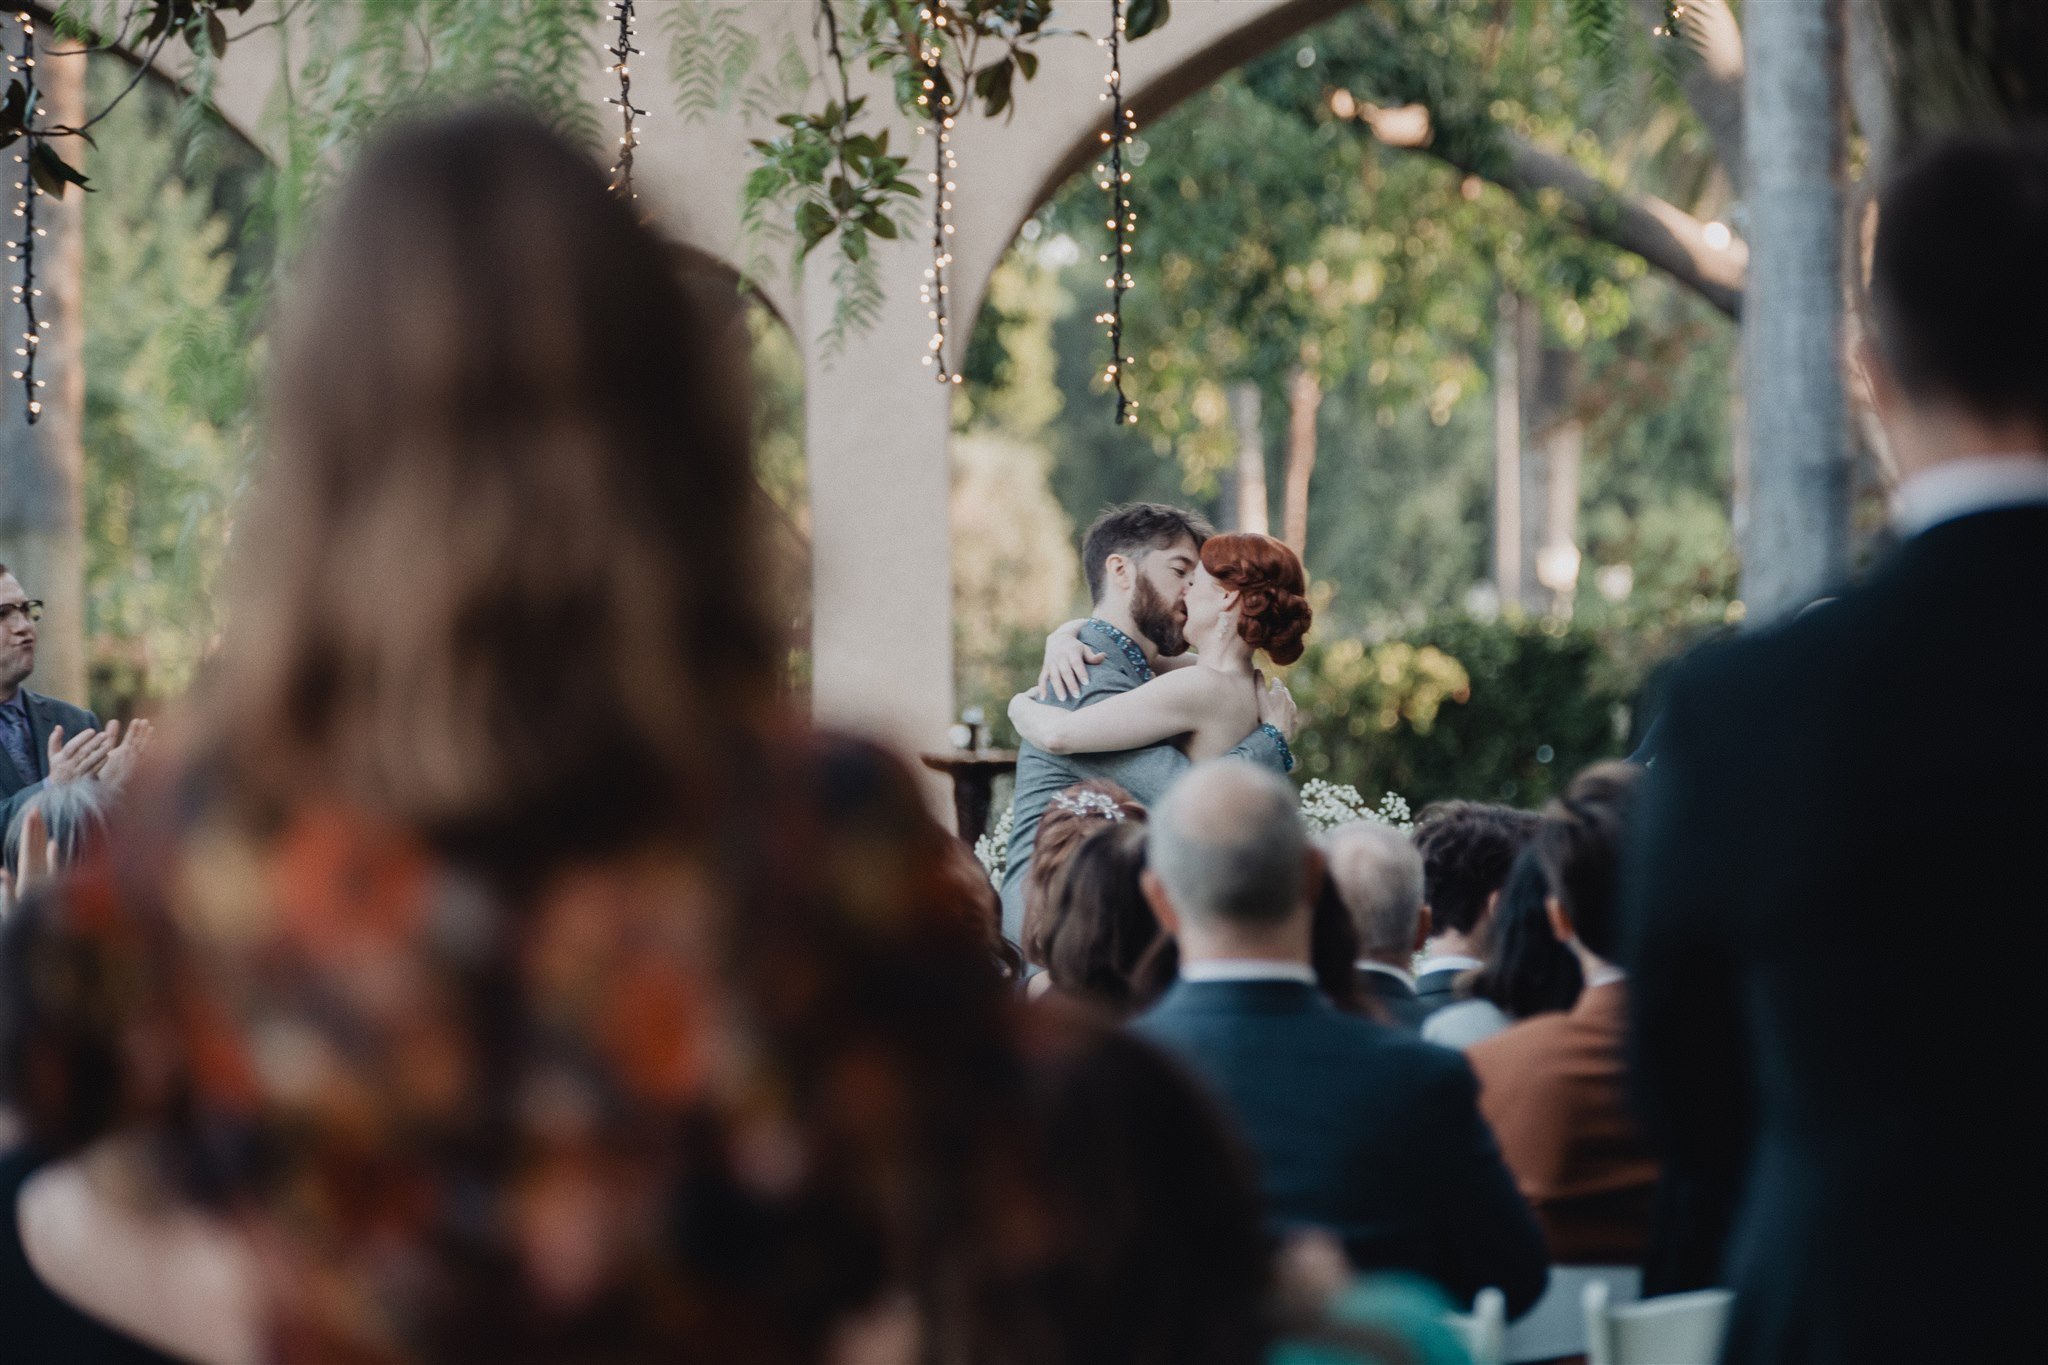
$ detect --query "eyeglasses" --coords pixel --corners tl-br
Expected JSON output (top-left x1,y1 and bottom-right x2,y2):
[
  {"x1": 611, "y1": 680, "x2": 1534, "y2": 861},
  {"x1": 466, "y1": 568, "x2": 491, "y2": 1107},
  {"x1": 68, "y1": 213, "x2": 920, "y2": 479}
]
[{"x1": 0, "y1": 600, "x2": 44, "y2": 626}]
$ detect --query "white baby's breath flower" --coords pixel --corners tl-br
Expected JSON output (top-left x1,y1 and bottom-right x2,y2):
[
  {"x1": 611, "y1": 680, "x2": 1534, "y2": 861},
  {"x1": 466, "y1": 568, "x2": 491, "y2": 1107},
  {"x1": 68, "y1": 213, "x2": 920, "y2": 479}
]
[
  {"x1": 1297, "y1": 779, "x2": 1415, "y2": 835},
  {"x1": 975, "y1": 802, "x2": 1014, "y2": 888}
]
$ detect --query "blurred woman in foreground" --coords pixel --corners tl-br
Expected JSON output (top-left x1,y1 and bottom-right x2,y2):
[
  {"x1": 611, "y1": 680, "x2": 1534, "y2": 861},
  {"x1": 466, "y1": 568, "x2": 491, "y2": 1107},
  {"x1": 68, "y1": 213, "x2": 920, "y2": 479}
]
[{"x1": 25, "y1": 109, "x2": 1056, "y2": 1365}]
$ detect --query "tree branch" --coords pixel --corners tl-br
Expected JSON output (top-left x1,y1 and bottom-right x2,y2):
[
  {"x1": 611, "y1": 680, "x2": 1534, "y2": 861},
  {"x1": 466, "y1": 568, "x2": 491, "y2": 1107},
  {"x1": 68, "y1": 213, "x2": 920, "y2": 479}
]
[{"x1": 1352, "y1": 102, "x2": 1746, "y2": 318}]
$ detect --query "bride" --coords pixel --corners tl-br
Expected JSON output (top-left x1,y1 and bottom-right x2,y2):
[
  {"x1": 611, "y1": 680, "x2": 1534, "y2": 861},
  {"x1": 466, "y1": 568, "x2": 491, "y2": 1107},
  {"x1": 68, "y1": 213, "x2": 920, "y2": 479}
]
[{"x1": 1010, "y1": 532, "x2": 1312, "y2": 762}]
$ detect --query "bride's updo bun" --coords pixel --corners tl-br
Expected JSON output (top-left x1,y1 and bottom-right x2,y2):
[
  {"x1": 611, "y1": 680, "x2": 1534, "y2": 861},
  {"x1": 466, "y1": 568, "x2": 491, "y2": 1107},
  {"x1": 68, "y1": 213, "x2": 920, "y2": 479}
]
[{"x1": 1200, "y1": 533, "x2": 1313, "y2": 665}]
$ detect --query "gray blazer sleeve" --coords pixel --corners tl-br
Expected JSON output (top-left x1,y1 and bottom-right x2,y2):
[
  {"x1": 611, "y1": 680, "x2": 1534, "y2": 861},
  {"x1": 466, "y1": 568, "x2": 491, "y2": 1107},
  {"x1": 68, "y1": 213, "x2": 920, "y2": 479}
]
[{"x1": 1225, "y1": 724, "x2": 1291, "y2": 772}]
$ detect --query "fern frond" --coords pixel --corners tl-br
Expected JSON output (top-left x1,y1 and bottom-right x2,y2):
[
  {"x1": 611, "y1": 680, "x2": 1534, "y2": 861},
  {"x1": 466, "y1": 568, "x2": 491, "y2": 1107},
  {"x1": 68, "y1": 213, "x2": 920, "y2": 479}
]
[{"x1": 1563, "y1": 0, "x2": 1629, "y2": 86}]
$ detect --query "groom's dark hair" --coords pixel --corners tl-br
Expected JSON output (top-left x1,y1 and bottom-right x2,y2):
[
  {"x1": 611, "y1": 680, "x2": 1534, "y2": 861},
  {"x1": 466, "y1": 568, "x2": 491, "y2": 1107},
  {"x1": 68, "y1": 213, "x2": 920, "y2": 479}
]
[{"x1": 1080, "y1": 504, "x2": 1214, "y2": 604}]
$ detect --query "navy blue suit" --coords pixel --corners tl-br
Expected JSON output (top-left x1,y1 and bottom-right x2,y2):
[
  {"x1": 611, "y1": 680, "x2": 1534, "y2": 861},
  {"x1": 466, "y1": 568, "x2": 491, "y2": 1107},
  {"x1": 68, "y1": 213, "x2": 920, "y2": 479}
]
[
  {"x1": 1628, "y1": 505, "x2": 2048, "y2": 1363},
  {"x1": 1132, "y1": 978, "x2": 1548, "y2": 1318},
  {"x1": 0, "y1": 689, "x2": 98, "y2": 838}
]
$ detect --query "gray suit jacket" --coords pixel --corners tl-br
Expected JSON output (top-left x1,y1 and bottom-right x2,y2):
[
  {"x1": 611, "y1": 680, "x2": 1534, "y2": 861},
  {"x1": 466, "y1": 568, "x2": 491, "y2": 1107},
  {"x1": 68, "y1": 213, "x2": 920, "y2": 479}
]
[
  {"x1": 0, "y1": 689, "x2": 101, "y2": 836},
  {"x1": 1000, "y1": 619, "x2": 1288, "y2": 941}
]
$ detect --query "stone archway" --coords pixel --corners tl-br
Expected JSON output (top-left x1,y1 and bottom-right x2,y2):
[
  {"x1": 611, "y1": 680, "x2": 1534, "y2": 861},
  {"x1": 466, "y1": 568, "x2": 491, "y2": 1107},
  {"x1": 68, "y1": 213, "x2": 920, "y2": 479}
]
[{"x1": 86, "y1": 0, "x2": 1359, "y2": 762}]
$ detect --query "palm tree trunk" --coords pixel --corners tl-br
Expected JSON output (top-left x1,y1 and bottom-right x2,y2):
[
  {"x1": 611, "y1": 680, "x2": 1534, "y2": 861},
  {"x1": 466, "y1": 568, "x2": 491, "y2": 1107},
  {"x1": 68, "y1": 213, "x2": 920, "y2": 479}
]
[
  {"x1": 1281, "y1": 365, "x2": 1320, "y2": 560},
  {"x1": 1228, "y1": 381, "x2": 1270, "y2": 534},
  {"x1": 1741, "y1": 0, "x2": 1849, "y2": 620}
]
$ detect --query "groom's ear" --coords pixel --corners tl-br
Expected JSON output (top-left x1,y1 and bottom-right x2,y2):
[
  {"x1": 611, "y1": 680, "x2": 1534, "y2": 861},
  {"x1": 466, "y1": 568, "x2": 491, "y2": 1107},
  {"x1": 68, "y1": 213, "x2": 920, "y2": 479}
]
[{"x1": 1102, "y1": 551, "x2": 1132, "y2": 594}]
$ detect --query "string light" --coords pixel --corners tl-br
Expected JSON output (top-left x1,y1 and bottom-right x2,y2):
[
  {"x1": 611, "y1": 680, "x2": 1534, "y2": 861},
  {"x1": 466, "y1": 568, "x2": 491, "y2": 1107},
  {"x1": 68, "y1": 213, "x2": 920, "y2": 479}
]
[
  {"x1": 1094, "y1": 0, "x2": 1138, "y2": 424},
  {"x1": 1652, "y1": 1, "x2": 1690, "y2": 38},
  {"x1": 914, "y1": 9, "x2": 960, "y2": 386},
  {"x1": 604, "y1": 0, "x2": 644, "y2": 201},
  {"x1": 6, "y1": 11, "x2": 48, "y2": 423}
]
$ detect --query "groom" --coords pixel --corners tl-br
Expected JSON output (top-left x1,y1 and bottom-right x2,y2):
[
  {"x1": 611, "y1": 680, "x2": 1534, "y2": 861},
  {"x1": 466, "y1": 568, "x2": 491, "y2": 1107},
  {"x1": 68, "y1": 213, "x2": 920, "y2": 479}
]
[{"x1": 1000, "y1": 503, "x2": 1297, "y2": 943}]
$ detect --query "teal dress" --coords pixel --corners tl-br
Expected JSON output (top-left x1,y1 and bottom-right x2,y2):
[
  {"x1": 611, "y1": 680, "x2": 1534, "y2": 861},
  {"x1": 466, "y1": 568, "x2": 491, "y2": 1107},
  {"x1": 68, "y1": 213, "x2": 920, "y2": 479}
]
[{"x1": 1271, "y1": 1275, "x2": 1475, "y2": 1365}]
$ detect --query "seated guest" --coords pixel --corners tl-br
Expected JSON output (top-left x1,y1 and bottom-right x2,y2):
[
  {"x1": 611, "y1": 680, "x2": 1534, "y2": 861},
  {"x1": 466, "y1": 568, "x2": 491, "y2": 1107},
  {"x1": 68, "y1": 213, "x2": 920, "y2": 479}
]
[
  {"x1": 1027, "y1": 1005, "x2": 1269, "y2": 1365},
  {"x1": 1132, "y1": 874, "x2": 1366, "y2": 1016},
  {"x1": 1020, "y1": 779, "x2": 1146, "y2": 976},
  {"x1": 1410, "y1": 802, "x2": 1537, "y2": 1016},
  {"x1": 1031, "y1": 822, "x2": 1157, "y2": 1015},
  {"x1": 1470, "y1": 765, "x2": 1656, "y2": 1265},
  {"x1": 1422, "y1": 850, "x2": 1582, "y2": 1051},
  {"x1": 941, "y1": 833, "x2": 1028, "y2": 985},
  {"x1": 3, "y1": 778, "x2": 111, "y2": 887},
  {"x1": 1322, "y1": 821, "x2": 1431, "y2": 1030},
  {"x1": 1132, "y1": 762, "x2": 1548, "y2": 1318}
]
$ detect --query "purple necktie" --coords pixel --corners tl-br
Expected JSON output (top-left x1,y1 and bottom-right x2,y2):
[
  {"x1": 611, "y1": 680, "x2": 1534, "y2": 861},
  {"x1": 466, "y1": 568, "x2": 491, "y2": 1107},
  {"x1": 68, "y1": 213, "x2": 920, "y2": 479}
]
[{"x1": 0, "y1": 700, "x2": 35, "y2": 787}]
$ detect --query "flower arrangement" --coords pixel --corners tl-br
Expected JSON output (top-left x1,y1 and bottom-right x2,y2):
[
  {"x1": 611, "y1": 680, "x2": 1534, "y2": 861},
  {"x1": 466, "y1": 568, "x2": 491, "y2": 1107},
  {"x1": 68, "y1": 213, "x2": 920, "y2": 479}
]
[
  {"x1": 975, "y1": 778, "x2": 1409, "y2": 889},
  {"x1": 1297, "y1": 779, "x2": 1414, "y2": 835},
  {"x1": 975, "y1": 801, "x2": 1015, "y2": 887}
]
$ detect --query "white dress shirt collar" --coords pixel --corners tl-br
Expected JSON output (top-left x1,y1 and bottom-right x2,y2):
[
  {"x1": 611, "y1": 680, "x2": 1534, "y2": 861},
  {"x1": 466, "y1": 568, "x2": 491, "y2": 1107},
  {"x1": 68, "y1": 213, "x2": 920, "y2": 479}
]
[
  {"x1": 1355, "y1": 960, "x2": 1416, "y2": 989},
  {"x1": 1892, "y1": 453, "x2": 2048, "y2": 539},
  {"x1": 1180, "y1": 959, "x2": 1318, "y2": 986},
  {"x1": 1413, "y1": 953, "x2": 1482, "y2": 979}
]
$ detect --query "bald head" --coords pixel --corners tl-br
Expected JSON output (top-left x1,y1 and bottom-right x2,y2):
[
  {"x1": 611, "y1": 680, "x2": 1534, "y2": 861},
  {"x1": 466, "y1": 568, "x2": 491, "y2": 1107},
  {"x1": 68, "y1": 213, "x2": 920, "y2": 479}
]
[
  {"x1": 1148, "y1": 761, "x2": 1306, "y2": 926},
  {"x1": 1323, "y1": 821, "x2": 1424, "y2": 960}
]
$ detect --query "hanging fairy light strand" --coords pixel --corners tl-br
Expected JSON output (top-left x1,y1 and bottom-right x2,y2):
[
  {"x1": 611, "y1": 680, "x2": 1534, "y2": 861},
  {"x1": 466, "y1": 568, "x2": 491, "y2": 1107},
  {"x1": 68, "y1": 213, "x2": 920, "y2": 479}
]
[
  {"x1": 1094, "y1": 0, "x2": 1137, "y2": 424},
  {"x1": 5, "y1": 11, "x2": 48, "y2": 423},
  {"x1": 1652, "y1": 1, "x2": 1690, "y2": 38},
  {"x1": 914, "y1": 8, "x2": 960, "y2": 386},
  {"x1": 604, "y1": 0, "x2": 643, "y2": 200}
]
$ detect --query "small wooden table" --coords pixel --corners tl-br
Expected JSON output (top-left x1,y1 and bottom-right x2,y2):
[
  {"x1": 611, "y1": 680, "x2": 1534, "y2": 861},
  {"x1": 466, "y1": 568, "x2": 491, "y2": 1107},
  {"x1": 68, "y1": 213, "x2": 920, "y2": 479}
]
[{"x1": 920, "y1": 749, "x2": 1018, "y2": 843}]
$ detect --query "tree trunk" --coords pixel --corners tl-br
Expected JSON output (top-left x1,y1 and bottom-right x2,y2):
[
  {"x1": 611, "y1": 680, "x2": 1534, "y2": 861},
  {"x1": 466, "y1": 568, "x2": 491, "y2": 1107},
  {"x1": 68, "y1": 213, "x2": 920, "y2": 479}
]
[
  {"x1": 1227, "y1": 381, "x2": 1269, "y2": 534},
  {"x1": 1491, "y1": 292, "x2": 1524, "y2": 611},
  {"x1": 1742, "y1": 0, "x2": 1850, "y2": 621},
  {"x1": 0, "y1": 34, "x2": 87, "y2": 706},
  {"x1": 1526, "y1": 333, "x2": 1583, "y2": 618},
  {"x1": 1281, "y1": 365, "x2": 1319, "y2": 560}
]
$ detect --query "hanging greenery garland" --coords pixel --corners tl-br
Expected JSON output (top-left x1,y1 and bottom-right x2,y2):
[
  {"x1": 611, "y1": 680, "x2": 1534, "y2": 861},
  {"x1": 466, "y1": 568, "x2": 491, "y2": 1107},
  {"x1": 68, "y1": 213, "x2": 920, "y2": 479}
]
[
  {"x1": 2, "y1": 1, "x2": 254, "y2": 426},
  {"x1": 604, "y1": 0, "x2": 643, "y2": 201},
  {"x1": 914, "y1": 8, "x2": 959, "y2": 385},
  {"x1": 1094, "y1": 0, "x2": 1138, "y2": 425},
  {"x1": 4, "y1": 12, "x2": 49, "y2": 421}
]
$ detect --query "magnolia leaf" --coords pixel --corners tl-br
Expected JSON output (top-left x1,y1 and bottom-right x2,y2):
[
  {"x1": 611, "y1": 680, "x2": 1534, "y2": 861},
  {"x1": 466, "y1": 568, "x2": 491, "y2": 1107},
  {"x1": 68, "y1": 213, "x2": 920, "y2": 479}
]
[
  {"x1": 973, "y1": 58, "x2": 1014, "y2": 117},
  {"x1": 795, "y1": 199, "x2": 835, "y2": 253},
  {"x1": 1126, "y1": 0, "x2": 1170, "y2": 39},
  {"x1": 865, "y1": 212, "x2": 899, "y2": 240},
  {"x1": 842, "y1": 227, "x2": 868, "y2": 263},
  {"x1": 29, "y1": 142, "x2": 92, "y2": 197},
  {"x1": 207, "y1": 12, "x2": 229, "y2": 57}
]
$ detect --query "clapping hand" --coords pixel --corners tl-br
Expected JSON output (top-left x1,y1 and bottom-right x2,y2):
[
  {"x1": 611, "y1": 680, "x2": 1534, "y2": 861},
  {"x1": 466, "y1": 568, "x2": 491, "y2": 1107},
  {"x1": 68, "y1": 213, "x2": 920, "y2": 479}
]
[
  {"x1": 96, "y1": 717, "x2": 154, "y2": 792},
  {"x1": 0, "y1": 807, "x2": 52, "y2": 919},
  {"x1": 46, "y1": 721, "x2": 118, "y2": 785}
]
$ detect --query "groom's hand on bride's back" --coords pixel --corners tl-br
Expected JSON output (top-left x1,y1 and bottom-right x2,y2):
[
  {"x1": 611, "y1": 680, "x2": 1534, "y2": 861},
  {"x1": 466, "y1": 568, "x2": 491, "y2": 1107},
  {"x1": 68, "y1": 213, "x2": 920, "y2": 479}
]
[
  {"x1": 1035, "y1": 619, "x2": 1106, "y2": 702},
  {"x1": 1255, "y1": 669, "x2": 1299, "y2": 740}
]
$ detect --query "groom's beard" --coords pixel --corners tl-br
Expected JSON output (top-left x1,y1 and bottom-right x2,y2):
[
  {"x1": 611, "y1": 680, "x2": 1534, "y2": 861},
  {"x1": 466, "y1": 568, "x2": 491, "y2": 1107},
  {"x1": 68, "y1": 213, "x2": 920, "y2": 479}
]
[{"x1": 1131, "y1": 576, "x2": 1190, "y2": 657}]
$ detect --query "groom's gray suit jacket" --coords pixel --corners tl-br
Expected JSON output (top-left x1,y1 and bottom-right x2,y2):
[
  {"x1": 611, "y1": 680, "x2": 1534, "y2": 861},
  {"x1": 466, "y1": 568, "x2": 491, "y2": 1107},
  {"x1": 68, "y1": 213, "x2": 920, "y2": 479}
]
[{"x1": 999, "y1": 619, "x2": 1289, "y2": 942}]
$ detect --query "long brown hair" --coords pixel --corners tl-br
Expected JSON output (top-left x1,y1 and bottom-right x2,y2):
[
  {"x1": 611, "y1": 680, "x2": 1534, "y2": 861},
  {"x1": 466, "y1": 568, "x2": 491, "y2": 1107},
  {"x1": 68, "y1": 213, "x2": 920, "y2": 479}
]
[{"x1": 205, "y1": 109, "x2": 776, "y2": 882}]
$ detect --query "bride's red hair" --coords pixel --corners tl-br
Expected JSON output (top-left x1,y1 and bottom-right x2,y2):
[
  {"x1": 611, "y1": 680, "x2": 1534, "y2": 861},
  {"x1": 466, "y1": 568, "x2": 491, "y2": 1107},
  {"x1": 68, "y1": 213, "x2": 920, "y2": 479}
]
[{"x1": 1200, "y1": 533, "x2": 1312, "y2": 665}]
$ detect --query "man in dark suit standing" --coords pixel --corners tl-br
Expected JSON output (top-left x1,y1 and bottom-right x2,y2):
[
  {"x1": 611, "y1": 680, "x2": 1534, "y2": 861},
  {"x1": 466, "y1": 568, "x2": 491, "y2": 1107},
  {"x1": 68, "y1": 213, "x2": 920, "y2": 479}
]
[
  {"x1": 1324, "y1": 819, "x2": 1432, "y2": 1031},
  {"x1": 0, "y1": 565, "x2": 130, "y2": 836},
  {"x1": 1132, "y1": 761, "x2": 1547, "y2": 1318},
  {"x1": 1626, "y1": 134, "x2": 2048, "y2": 1365}
]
